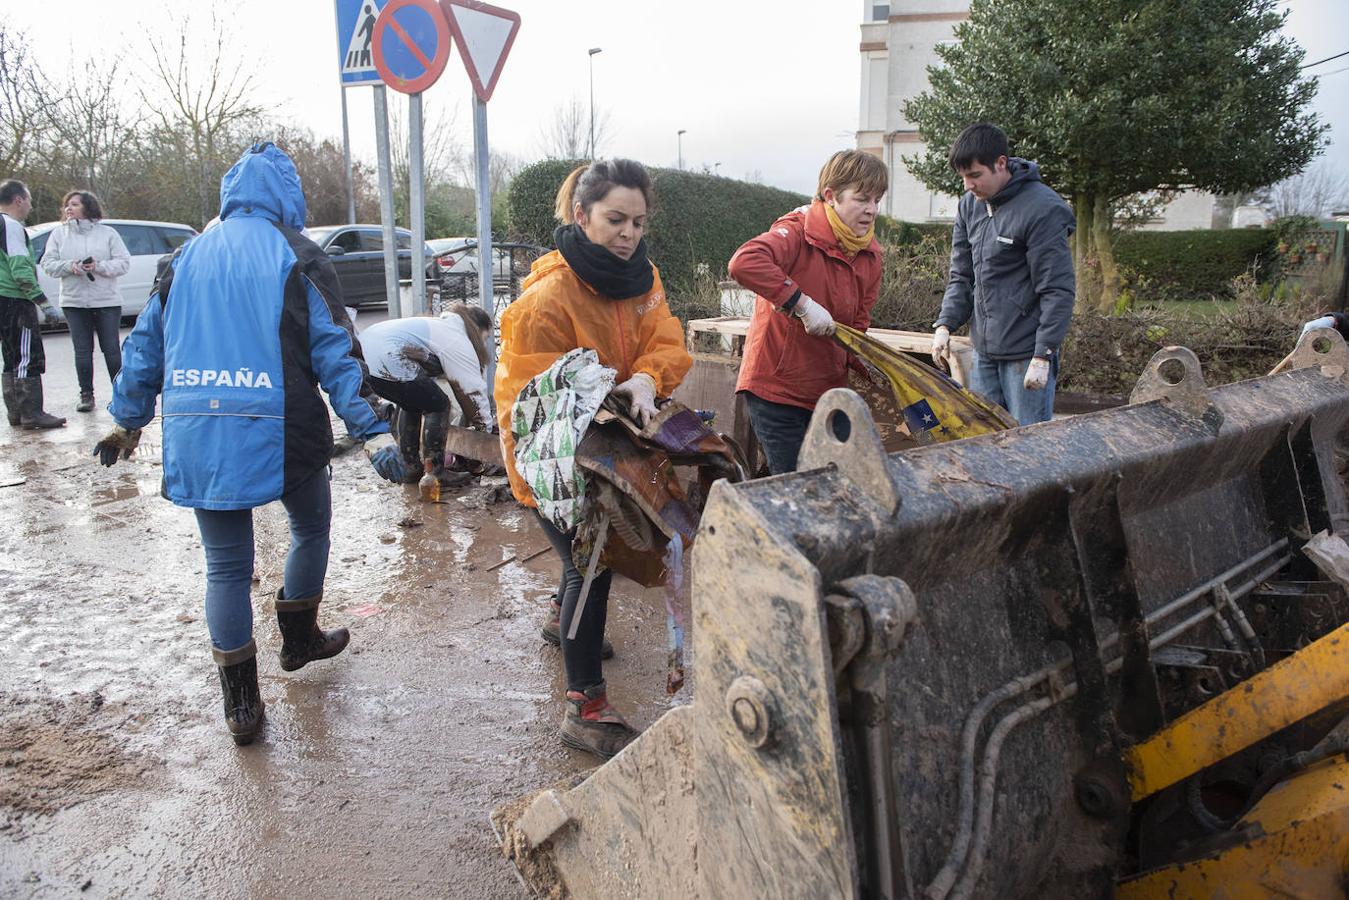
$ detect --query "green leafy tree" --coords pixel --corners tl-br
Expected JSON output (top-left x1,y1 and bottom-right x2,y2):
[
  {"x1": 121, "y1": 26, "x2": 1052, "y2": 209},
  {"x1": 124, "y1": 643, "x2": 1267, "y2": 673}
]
[{"x1": 903, "y1": 0, "x2": 1325, "y2": 312}]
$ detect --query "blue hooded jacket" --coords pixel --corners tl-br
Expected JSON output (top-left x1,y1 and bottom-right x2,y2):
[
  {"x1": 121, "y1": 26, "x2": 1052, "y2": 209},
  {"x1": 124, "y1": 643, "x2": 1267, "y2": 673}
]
[{"x1": 109, "y1": 143, "x2": 387, "y2": 510}]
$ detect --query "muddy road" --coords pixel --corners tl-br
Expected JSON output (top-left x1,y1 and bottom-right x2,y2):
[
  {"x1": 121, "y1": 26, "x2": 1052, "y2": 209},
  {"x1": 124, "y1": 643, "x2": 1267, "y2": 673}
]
[{"x1": 1, "y1": 326, "x2": 687, "y2": 897}]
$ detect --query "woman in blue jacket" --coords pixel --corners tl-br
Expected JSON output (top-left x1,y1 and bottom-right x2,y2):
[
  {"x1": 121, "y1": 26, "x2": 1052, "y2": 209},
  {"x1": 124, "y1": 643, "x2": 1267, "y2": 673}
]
[{"x1": 94, "y1": 144, "x2": 406, "y2": 745}]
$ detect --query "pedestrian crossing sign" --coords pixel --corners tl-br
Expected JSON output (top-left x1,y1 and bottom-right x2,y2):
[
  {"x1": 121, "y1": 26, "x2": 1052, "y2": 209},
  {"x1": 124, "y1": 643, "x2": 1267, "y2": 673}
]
[{"x1": 335, "y1": 0, "x2": 388, "y2": 85}]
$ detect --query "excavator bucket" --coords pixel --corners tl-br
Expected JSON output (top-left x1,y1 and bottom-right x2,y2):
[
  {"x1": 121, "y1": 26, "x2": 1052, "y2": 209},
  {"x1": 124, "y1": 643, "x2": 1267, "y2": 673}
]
[{"x1": 495, "y1": 330, "x2": 1349, "y2": 898}]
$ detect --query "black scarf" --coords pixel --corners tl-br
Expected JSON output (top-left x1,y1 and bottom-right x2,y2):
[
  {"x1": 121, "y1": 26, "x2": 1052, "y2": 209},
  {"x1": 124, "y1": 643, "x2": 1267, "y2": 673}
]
[{"x1": 553, "y1": 224, "x2": 654, "y2": 300}]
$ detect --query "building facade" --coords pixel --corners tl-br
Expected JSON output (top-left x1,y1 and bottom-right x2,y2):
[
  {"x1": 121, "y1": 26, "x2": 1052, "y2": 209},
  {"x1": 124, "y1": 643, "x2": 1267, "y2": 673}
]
[{"x1": 857, "y1": 1, "x2": 1218, "y2": 230}]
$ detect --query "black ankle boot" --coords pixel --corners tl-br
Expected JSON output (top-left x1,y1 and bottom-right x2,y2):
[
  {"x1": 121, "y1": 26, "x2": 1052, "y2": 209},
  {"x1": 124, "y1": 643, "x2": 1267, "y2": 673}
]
[
  {"x1": 213, "y1": 639, "x2": 264, "y2": 745},
  {"x1": 275, "y1": 588, "x2": 350, "y2": 672}
]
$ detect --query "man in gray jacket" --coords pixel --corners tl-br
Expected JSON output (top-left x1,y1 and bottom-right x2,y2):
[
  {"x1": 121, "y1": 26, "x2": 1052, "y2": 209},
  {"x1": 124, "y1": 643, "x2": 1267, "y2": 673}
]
[{"x1": 931, "y1": 123, "x2": 1075, "y2": 425}]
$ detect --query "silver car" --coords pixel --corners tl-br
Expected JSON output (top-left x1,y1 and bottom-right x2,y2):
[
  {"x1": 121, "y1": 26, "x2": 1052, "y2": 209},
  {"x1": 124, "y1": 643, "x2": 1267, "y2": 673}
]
[{"x1": 28, "y1": 219, "x2": 198, "y2": 320}]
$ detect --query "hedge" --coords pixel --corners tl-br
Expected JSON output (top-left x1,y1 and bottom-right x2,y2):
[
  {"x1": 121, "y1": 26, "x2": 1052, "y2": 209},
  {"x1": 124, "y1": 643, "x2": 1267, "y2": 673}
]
[
  {"x1": 1113, "y1": 228, "x2": 1278, "y2": 298},
  {"x1": 506, "y1": 159, "x2": 809, "y2": 296}
]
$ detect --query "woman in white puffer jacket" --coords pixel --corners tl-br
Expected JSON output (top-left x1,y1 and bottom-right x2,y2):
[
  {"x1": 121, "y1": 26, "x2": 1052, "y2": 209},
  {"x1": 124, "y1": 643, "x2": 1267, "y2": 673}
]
[{"x1": 40, "y1": 191, "x2": 131, "y2": 411}]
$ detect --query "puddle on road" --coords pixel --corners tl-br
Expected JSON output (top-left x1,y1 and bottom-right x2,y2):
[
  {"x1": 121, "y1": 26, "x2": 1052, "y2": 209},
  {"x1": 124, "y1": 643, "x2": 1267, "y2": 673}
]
[{"x1": 0, "y1": 423, "x2": 690, "y2": 896}]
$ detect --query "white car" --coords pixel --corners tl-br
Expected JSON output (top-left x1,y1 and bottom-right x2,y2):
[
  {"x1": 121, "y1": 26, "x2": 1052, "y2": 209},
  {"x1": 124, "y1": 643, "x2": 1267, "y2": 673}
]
[{"x1": 28, "y1": 219, "x2": 198, "y2": 320}]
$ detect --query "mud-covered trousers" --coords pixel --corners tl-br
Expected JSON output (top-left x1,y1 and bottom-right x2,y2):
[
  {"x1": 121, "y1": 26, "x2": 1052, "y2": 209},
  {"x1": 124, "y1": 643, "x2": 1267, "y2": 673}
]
[
  {"x1": 535, "y1": 511, "x2": 612, "y2": 693},
  {"x1": 0, "y1": 296, "x2": 45, "y2": 376},
  {"x1": 193, "y1": 467, "x2": 332, "y2": 651}
]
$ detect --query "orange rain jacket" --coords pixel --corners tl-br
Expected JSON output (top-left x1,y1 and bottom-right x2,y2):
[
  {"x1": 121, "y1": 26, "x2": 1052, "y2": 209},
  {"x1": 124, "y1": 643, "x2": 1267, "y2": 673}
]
[
  {"x1": 495, "y1": 250, "x2": 693, "y2": 507},
  {"x1": 730, "y1": 200, "x2": 883, "y2": 410}
]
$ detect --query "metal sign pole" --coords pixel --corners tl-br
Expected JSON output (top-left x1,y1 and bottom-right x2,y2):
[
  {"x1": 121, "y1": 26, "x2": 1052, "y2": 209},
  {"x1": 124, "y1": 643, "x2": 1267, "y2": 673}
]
[
  {"x1": 373, "y1": 84, "x2": 401, "y2": 318},
  {"x1": 472, "y1": 96, "x2": 493, "y2": 317},
  {"x1": 340, "y1": 88, "x2": 356, "y2": 224},
  {"x1": 472, "y1": 94, "x2": 496, "y2": 389},
  {"x1": 409, "y1": 92, "x2": 427, "y2": 316}
]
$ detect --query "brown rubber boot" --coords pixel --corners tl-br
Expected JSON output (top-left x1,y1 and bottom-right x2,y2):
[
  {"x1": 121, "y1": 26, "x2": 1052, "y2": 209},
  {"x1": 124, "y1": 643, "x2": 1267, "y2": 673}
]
[
  {"x1": 275, "y1": 588, "x2": 350, "y2": 672},
  {"x1": 540, "y1": 596, "x2": 614, "y2": 659},
  {"x1": 17, "y1": 377, "x2": 65, "y2": 429},
  {"x1": 560, "y1": 683, "x2": 639, "y2": 760},
  {"x1": 213, "y1": 639, "x2": 265, "y2": 746},
  {"x1": 1, "y1": 374, "x2": 19, "y2": 426}
]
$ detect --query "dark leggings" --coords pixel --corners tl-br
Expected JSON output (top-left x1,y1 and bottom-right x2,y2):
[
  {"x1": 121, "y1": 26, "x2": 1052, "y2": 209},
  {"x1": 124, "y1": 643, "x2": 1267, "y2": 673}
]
[
  {"x1": 65, "y1": 306, "x2": 122, "y2": 396},
  {"x1": 534, "y1": 510, "x2": 611, "y2": 693},
  {"x1": 368, "y1": 373, "x2": 449, "y2": 413}
]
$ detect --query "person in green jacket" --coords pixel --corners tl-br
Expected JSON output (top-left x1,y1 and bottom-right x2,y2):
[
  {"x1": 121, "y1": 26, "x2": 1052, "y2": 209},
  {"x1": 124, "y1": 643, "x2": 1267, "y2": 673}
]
[{"x1": 0, "y1": 179, "x2": 65, "y2": 429}]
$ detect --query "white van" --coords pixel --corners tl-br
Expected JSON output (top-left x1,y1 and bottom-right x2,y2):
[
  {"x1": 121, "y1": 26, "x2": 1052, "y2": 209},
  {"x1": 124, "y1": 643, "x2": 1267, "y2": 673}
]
[{"x1": 28, "y1": 219, "x2": 198, "y2": 320}]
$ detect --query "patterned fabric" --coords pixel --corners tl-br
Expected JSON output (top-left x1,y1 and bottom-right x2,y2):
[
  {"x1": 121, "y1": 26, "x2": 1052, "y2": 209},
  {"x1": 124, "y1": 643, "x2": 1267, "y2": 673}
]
[{"x1": 512, "y1": 348, "x2": 615, "y2": 531}]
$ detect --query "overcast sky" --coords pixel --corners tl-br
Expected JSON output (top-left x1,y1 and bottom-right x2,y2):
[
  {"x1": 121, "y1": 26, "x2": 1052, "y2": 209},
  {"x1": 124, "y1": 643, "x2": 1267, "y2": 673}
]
[{"x1": 9, "y1": 0, "x2": 1348, "y2": 197}]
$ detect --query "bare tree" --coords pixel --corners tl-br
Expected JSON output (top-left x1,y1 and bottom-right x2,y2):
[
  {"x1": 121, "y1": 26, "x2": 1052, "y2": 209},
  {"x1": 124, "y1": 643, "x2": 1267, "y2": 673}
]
[
  {"x1": 41, "y1": 58, "x2": 143, "y2": 210},
  {"x1": 538, "y1": 96, "x2": 611, "y2": 160},
  {"x1": 138, "y1": 11, "x2": 269, "y2": 227},
  {"x1": 1260, "y1": 161, "x2": 1349, "y2": 219},
  {"x1": 388, "y1": 97, "x2": 466, "y2": 228},
  {"x1": 0, "y1": 27, "x2": 57, "y2": 177}
]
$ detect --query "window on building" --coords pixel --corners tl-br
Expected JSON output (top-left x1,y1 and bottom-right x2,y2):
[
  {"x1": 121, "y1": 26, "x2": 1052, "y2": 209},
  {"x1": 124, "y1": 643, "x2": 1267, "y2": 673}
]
[{"x1": 871, "y1": 2, "x2": 889, "y2": 21}]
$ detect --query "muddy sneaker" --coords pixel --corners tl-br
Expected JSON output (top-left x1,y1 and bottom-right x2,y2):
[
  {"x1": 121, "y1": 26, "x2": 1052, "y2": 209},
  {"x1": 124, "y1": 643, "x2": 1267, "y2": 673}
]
[
  {"x1": 213, "y1": 639, "x2": 265, "y2": 746},
  {"x1": 541, "y1": 597, "x2": 614, "y2": 659},
  {"x1": 275, "y1": 588, "x2": 350, "y2": 672},
  {"x1": 560, "y1": 683, "x2": 638, "y2": 760}
]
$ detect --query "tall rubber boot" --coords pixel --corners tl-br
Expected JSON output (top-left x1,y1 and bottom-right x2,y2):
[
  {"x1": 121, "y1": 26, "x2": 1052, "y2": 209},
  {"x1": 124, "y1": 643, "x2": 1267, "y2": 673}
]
[
  {"x1": 17, "y1": 377, "x2": 65, "y2": 429},
  {"x1": 396, "y1": 405, "x2": 424, "y2": 484},
  {"x1": 213, "y1": 639, "x2": 265, "y2": 746},
  {"x1": 1, "y1": 373, "x2": 19, "y2": 427},
  {"x1": 421, "y1": 410, "x2": 472, "y2": 488},
  {"x1": 275, "y1": 588, "x2": 350, "y2": 672}
]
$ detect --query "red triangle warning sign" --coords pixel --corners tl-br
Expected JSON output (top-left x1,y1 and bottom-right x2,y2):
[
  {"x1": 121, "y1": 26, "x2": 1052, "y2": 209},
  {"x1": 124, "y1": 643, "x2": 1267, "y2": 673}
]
[{"x1": 439, "y1": 0, "x2": 520, "y2": 103}]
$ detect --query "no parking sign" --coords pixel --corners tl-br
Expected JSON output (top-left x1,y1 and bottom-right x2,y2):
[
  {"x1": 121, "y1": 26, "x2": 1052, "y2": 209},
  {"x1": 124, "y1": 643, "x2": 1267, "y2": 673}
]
[{"x1": 372, "y1": 0, "x2": 453, "y2": 94}]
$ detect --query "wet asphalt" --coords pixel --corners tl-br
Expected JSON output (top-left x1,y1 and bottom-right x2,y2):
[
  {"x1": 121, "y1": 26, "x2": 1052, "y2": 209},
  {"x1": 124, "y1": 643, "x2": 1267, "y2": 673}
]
[{"x1": 0, "y1": 318, "x2": 684, "y2": 898}]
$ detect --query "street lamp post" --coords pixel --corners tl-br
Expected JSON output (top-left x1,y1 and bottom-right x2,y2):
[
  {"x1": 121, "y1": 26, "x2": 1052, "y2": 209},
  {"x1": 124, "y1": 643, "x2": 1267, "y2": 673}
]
[
  {"x1": 588, "y1": 48, "x2": 602, "y2": 159},
  {"x1": 677, "y1": 129, "x2": 687, "y2": 170}
]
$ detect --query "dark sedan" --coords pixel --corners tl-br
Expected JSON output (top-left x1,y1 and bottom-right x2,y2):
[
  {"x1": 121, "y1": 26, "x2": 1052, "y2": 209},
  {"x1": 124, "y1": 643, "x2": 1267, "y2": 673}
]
[{"x1": 306, "y1": 225, "x2": 437, "y2": 307}]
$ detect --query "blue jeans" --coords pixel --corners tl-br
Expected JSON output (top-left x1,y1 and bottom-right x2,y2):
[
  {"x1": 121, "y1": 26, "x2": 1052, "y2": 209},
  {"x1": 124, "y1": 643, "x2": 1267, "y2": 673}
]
[
  {"x1": 968, "y1": 353, "x2": 1056, "y2": 426},
  {"x1": 743, "y1": 391, "x2": 816, "y2": 475},
  {"x1": 194, "y1": 467, "x2": 333, "y2": 651},
  {"x1": 64, "y1": 306, "x2": 122, "y2": 397}
]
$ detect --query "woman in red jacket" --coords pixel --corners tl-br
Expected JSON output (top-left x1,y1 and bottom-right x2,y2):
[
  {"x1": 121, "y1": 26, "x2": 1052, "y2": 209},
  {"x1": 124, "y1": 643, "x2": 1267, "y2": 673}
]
[{"x1": 729, "y1": 150, "x2": 888, "y2": 473}]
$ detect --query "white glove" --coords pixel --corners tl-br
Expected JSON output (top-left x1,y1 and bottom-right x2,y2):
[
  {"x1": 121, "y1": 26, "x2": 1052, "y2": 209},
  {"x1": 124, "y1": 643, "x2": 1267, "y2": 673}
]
[
  {"x1": 931, "y1": 326, "x2": 951, "y2": 369},
  {"x1": 792, "y1": 295, "x2": 835, "y2": 337},
  {"x1": 1302, "y1": 315, "x2": 1336, "y2": 337},
  {"x1": 1023, "y1": 357, "x2": 1051, "y2": 391},
  {"x1": 609, "y1": 372, "x2": 658, "y2": 426}
]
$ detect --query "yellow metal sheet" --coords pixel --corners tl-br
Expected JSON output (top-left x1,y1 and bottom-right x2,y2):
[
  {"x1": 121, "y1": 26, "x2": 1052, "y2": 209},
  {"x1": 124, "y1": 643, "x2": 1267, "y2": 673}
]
[
  {"x1": 1123, "y1": 621, "x2": 1349, "y2": 801},
  {"x1": 1117, "y1": 755, "x2": 1349, "y2": 898}
]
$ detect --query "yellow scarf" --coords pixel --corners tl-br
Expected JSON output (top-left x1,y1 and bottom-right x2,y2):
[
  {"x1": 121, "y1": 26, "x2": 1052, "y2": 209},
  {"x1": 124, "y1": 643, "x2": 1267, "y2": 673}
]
[{"x1": 824, "y1": 203, "x2": 874, "y2": 257}]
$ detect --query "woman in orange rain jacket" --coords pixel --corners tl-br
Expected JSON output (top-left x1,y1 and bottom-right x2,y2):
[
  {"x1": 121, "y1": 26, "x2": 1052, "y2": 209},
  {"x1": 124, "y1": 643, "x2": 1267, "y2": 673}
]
[
  {"x1": 495, "y1": 159, "x2": 691, "y2": 759},
  {"x1": 730, "y1": 150, "x2": 888, "y2": 474}
]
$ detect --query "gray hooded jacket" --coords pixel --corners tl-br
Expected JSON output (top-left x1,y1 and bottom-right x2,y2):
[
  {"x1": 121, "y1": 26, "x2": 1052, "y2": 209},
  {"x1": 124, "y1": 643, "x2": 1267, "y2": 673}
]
[{"x1": 935, "y1": 158, "x2": 1075, "y2": 361}]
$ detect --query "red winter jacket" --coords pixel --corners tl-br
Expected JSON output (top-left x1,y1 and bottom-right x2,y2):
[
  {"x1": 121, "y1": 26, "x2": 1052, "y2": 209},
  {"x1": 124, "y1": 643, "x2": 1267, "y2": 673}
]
[{"x1": 730, "y1": 200, "x2": 883, "y2": 410}]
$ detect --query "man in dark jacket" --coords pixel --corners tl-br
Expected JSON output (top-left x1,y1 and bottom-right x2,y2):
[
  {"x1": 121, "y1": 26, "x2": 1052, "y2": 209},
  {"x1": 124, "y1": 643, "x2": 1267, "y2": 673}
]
[{"x1": 931, "y1": 123, "x2": 1075, "y2": 425}]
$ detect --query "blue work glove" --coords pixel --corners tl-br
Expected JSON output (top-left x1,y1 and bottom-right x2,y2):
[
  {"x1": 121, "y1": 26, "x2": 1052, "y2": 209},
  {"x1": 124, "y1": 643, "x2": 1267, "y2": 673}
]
[
  {"x1": 364, "y1": 432, "x2": 406, "y2": 483},
  {"x1": 1302, "y1": 315, "x2": 1336, "y2": 337}
]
